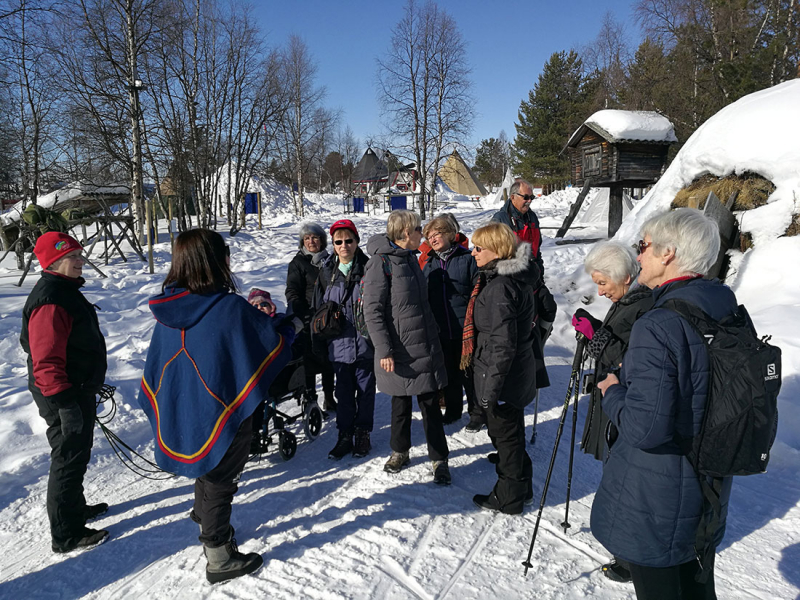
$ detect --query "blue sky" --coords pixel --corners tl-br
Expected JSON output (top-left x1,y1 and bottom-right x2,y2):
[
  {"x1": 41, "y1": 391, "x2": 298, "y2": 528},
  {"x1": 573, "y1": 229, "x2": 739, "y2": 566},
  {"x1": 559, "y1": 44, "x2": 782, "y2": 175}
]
[{"x1": 254, "y1": 0, "x2": 641, "y2": 160}]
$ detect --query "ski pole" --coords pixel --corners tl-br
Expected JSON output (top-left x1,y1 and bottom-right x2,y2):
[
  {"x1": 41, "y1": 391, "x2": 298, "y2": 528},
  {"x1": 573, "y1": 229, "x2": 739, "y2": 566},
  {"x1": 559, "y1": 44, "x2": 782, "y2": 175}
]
[
  {"x1": 561, "y1": 358, "x2": 583, "y2": 533},
  {"x1": 523, "y1": 335, "x2": 586, "y2": 576}
]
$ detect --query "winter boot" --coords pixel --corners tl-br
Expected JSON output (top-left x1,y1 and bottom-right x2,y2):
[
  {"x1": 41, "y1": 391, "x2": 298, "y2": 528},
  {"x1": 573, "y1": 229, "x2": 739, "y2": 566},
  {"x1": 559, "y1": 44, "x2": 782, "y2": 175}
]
[
  {"x1": 487, "y1": 452, "x2": 499, "y2": 465},
  {"x1": 328, "y1": 430, "x2": 353, "y2": 460},
  {"x1": 84, "y1": 503, "x2": 109, "y2": 522},
  {"x1": 431, "y1": 460, "x2": 451, "y2": 485},
  {"x1": 602, "y1": 558, "x2": 632, "y2": 583},
  {"x1": 352, "y1": 428, "x2": 372, "y2": 458},
  {"x1": 465, "y1": 417, "x2": 485, "y2": 433},
  {"x1": 52, "y1": 528, "x2": 109, "y2": 553},
  {"x1": 204, "y1": 538, "x2": 263, "y2": 584},
  {"x1": 383, "y1": 451, "x2": 410, "y2": 473},
  {"x1": 323, "y1": 391, "x2": 337, "y2": 413}
]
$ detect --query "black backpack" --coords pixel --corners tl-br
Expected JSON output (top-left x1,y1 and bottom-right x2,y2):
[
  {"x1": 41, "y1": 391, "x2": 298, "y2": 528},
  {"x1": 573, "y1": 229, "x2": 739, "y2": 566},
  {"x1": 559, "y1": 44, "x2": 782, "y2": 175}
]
[{"x1": 659, "y1": 298, "x2": 781, "y2": 581}]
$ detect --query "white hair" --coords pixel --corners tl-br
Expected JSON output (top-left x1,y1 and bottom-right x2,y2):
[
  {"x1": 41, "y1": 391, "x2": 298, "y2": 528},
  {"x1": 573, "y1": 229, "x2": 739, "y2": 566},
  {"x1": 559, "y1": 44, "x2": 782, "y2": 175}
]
[
  {"x1": 584, "y1": 241, "x2": 639, "y2": 284},
  {"x1": 640, "y1": 208, "x2": 720, "y2": 275}
]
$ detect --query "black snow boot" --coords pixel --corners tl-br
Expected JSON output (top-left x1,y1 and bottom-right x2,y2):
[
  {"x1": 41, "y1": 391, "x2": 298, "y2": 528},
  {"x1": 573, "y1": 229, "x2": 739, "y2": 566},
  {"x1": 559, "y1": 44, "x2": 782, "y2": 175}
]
[
  {"x1": 52, "y1": 527, "x2": 109, "y2": 553},
  {"x1": 204, "y1": 538, "x2": 263, "y2": 584},
  {"x1": 602, "y1": 558, "x2": 632, "y2": 583},
  {"x1": 328, "y1": 429, "x2": 353, "y2": 460},
  {"x1": 352, "y1": 428, "x2": 371, "y2": 458},
  {"x1": 84, "y1": 503, "x2": 109, "y2": 522}
]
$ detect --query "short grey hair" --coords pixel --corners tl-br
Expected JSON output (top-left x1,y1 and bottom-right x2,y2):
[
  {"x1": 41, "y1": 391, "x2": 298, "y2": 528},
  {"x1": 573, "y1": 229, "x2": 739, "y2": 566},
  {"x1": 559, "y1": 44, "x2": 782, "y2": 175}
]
[
  {"x1": 438, "y1": 212, "x2": 460, "y2": 232},
  {"x1": 640, "y1": 208, "x2": 720, "y2": 276},
  {"x1": 509, "y1": 178, "x2": 532, "y2": 197},
  {"x1": 584, "y1": 241, "x2": 639, "y2": 284},
  {"x1": 386, "y1": 209, "x2": 422, "y2": 242}
]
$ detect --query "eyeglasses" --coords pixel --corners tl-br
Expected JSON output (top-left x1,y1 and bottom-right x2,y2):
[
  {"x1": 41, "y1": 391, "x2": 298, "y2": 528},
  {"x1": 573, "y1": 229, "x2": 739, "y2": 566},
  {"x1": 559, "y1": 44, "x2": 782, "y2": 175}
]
[
  {"x1": 334, "y1": 238, "x2": 355, "y2": 246},
  {"x1": 636, "y1": 239, "x2": 652, "y2": 255},
  {"x1": 427, "y1": 231, "x2": 443, "y2": 240},
  {"x1": 414, "y1": 226, "x2": 423, "y2": 233},
  {"x1": 304, "y1": 235, "x2": 321, "y2": 241},
  {"x1": 514, "y1": 193, "x2": 535, "y2": 201}
]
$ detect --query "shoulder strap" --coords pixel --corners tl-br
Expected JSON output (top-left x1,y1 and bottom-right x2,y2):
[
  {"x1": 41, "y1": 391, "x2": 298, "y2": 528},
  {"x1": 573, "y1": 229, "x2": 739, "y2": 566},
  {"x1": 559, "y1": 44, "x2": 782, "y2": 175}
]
[{"x1": 657, "y1": 298, "x2": 717, "y2": 338}]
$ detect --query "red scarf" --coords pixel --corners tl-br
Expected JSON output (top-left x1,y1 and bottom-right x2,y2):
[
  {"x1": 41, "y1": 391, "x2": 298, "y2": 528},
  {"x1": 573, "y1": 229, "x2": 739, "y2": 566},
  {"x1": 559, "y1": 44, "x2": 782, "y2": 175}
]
[{"x1": 460, "y1": 274, "x2": 485, "y2": 370}]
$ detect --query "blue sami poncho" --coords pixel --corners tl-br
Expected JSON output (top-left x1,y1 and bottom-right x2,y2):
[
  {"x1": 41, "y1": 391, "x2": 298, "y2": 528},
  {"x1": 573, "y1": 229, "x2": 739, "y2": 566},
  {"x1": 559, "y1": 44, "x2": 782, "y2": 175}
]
[{"x1": 138, "y1": 287, "x2": 291, "y2": 478}]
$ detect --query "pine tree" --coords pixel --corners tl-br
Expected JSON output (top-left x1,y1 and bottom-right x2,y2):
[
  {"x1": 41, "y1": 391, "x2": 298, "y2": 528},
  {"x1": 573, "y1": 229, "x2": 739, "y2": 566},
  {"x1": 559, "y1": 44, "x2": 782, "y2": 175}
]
[
  {"x1": 513, "y1": 50, "x2": 598, "y2": 187},
  {"x1": 473, "y1": 133, "x2": 509, "y2": 188}
]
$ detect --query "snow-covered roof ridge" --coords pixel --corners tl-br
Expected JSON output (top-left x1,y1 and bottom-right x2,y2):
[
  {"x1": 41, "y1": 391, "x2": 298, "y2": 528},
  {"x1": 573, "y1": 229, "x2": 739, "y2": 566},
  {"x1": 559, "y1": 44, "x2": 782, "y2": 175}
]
[
  {"x1": 615, "y1": 79, "x2": 800, "y2": 247},
  {"x1": 568, "y1": 109, "x2": 678, "y2": 146}
]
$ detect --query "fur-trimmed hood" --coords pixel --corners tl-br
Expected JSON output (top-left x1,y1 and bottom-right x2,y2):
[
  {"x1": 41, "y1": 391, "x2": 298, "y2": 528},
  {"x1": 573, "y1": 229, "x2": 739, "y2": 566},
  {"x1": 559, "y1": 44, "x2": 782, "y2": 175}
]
[{"x1": 482, "y1": 242, "x2": 540, "y2": 288}]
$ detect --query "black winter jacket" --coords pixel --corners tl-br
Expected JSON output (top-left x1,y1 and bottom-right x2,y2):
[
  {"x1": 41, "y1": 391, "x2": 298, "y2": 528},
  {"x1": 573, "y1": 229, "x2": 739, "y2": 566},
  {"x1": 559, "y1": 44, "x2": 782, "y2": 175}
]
[
  {"x1": 20, "y1": 272, "x2": 107, "y2": 404},
  {"x1": 285, "y1": 250, "x2": 328, "y2": 322},
  {"x1": 581, "y1": 284, "x2": 654, "y2": 460},
  {"x1": 472, "y1": 243, "x2": 538, "y2": 410},
  {"x1": 422, "y1": 245, "x2": 479, "y2": 340}
]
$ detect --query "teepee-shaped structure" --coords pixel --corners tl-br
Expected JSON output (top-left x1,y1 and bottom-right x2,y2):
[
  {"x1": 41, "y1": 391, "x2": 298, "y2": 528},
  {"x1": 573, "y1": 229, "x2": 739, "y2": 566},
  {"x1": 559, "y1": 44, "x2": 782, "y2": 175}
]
[{"x1": 438, "y1": 150, "x2": 488, "y2": 197}]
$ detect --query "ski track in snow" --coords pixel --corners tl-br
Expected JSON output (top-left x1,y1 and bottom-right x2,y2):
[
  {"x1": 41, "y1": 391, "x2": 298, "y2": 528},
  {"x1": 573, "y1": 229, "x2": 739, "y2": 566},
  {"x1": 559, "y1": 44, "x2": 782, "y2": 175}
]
[{"x1": 0, "y1": 192, "x2": 798, "y2": 599}]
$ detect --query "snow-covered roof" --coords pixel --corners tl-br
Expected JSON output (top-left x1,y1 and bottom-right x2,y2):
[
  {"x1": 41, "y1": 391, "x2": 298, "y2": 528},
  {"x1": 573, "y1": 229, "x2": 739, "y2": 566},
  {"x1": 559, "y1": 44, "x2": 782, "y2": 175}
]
[
  {"x1": 0, "y1": 182, "x2": 130, "y2": 227},
  {"x1": 567, "y1": 109, "x2": 678, "y2": 147},
  {"x1": 616, "y1": 79, "x2": 800, "y2": 248}
]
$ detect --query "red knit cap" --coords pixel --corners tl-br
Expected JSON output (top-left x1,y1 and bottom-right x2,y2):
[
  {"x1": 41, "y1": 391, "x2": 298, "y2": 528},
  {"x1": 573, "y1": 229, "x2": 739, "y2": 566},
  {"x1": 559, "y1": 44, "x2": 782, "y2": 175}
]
[
  {"x1": 330, "y1": 219, "x2": 359, "y2": 242},
  {"x1": 34, "y1": 232, "x2": 83, "y2": 270}
]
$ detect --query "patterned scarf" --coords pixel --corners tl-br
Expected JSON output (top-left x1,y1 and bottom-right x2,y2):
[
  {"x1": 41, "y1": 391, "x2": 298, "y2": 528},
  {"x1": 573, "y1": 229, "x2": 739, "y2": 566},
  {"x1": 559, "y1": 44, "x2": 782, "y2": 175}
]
[{"x1": 460, "y1": 273, "x2": 485, "y2": 370}]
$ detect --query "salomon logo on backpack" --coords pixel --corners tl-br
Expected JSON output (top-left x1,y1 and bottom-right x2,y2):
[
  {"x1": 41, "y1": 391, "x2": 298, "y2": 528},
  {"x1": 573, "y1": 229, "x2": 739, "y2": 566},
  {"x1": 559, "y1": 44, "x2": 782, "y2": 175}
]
[{"x1": 661, "y1": 299, "x2": 781, "y2": 477}]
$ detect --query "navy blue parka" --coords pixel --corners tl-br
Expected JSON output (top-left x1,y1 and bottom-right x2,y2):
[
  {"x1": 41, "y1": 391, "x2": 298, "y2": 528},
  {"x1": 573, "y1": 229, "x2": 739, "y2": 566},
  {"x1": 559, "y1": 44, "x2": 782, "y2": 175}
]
[
  {"x1": 421, "y1": 244, "x2": 479, "y2": 340},
  {"x1": 590, "y1": 277, "x2": 737, "y2": 568}
]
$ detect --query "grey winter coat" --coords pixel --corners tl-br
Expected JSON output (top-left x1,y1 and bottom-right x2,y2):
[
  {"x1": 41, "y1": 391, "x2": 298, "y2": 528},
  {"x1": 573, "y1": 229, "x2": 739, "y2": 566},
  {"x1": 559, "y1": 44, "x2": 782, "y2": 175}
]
[
  {"x1": 363, "y1": 234, "x2": 448, "y2": 397},
  {"x1": 472, "y1": 243, "x2": 538, "y2": 409}
]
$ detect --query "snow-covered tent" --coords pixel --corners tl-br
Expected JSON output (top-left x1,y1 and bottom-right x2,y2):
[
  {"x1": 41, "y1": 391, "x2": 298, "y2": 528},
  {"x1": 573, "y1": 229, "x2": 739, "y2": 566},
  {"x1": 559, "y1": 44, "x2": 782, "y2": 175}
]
[
  {"x1": 437, "y1": 150, "x2": 487, "y2": 197},
  {"x1": 486, "y1": 168, "x2": 514, "y2": 209}
]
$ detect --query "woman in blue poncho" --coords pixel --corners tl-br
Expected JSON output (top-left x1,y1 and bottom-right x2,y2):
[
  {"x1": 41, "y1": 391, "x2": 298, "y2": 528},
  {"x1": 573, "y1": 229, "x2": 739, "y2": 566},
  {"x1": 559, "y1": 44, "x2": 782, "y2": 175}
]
[{"x1": 138, "y1": 229, "x2": 294, "y2": 584}]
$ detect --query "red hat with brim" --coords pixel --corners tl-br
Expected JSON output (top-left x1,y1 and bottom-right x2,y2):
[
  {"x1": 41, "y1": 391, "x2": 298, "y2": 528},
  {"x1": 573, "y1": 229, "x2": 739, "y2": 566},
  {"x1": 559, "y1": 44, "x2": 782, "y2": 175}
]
[
  {"x1": 34, "y1": 232, "x2": 83, "y2": 270},
  {"x1": 330, "y1": 219, "x2": 359, "y2": 242}
]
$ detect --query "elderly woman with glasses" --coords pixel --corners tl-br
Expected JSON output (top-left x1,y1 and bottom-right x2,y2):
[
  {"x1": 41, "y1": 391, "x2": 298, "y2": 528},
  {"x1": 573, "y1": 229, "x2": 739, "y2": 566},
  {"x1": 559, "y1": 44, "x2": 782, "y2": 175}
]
[
  {"x1": 313, "y1": 219, "x2": 375, "y2": 461},
  {"x1": 592, "y1": 209, "x2": 739, "y2": 599},
  {"x1": 363, "y1": 209, "x2": 451, "y2": 484},
  {"x1": 465, "y1": 222, "x2": 539, "y2": 515},
  {"x1": 285, "y1": 222, "x2": 335, "y2": 412},
  {"x1": 569, "y1": 241, "x2": 654, "y2": 583},
  {"x1": 421, "y1": 216, "x2": 479, "y2": 427}
]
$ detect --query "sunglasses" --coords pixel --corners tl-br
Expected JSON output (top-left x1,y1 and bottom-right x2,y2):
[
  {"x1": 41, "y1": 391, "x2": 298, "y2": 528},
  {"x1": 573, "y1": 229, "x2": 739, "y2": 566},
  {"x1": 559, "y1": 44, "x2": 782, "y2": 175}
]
[
  {"x1": 636, "y1": 239, "x2": 652, "y2": 255},
  {"x1": 415, "y1": 226, "x2": 423, "y2": 233},
  {"x1": 334, "y1": 238, "x2": 355, "y2": 246},
  {"x1": 515, "y1": 193, "x2": 535, "y2": 201},
  {"x1": 474, "y1": 246, "x2": 484, "y2": 253}
]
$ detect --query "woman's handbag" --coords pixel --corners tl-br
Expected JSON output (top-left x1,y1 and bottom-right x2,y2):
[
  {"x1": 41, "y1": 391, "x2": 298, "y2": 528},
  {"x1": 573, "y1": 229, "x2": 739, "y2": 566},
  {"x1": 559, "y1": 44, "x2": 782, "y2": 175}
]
[{"x1": 311, "y1": 300, "x2": 345, "y2": 340}]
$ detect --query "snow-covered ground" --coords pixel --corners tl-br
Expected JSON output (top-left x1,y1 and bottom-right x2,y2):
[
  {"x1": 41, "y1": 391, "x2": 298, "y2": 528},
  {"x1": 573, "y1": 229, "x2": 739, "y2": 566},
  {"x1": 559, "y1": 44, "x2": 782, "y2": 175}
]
[{"x1": 1, "y1": 184, "x2": 798, "y2": 599}]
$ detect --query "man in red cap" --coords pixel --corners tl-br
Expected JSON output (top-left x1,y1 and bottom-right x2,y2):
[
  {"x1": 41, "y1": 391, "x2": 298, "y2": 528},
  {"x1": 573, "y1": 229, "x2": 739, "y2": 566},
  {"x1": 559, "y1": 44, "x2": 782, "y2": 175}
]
[{"x1": 20, "y1": 232, "x2": 110, "y2": 553}]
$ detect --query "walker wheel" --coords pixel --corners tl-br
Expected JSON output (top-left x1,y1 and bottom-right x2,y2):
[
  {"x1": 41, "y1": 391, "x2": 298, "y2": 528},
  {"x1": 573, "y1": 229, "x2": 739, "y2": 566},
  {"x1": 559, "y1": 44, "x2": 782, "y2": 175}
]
[
  {"x1": 278, "y1": 430, "x2": 297, "y2": 461},
  {"x1": 303, "y1": 404, "x2": 324, "y2": 441}
]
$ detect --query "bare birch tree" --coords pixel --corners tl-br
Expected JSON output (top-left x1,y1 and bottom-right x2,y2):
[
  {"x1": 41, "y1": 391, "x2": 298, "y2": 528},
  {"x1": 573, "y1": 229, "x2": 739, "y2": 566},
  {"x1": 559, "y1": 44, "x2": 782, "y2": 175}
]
[{"x1": 377, "y1": 0, "x2": 473, "y2": 218}]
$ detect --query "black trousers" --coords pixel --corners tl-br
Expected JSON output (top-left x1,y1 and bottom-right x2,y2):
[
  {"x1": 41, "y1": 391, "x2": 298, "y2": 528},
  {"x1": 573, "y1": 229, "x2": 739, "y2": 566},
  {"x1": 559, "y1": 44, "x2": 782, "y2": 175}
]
[
  {"x1": 486, "y1": 401, "x2": 532, "y2": 513},
  {"x1": 32, "y1": 390, "x2": 97, "y2": 549},
  {"x1": 301, "y1": 330, "x2": 334, "y2": 398},
  {"x1": 193, "y1": 415, "x2": 253, "y2": 547},
  {"x1": 390, "y1": 391, "x2": 449, "y2": 462},
  {"x1": 439, "y1": 337, "x2": 479, "y2": 421},
  {"x1": 628, "y1": 560, "x2": 716, "y2": 600}
]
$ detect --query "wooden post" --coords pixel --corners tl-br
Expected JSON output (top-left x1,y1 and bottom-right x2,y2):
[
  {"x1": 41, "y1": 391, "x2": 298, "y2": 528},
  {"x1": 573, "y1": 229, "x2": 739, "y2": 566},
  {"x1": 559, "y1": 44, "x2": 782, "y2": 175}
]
[
  {"x1": 608, "y1": 184, "x2": 624, "y2": 237},
  {"x1": 556, "y1": 180, "x2": 592, "y2": 238},
  {"x1": 257, "y1": 192, "x2": 262, "y2": 230}
]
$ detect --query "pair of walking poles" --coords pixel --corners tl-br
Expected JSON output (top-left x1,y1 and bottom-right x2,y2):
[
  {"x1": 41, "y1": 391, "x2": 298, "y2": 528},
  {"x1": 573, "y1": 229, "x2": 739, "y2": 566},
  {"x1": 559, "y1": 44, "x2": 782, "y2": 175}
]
[{"x1": 523, "y1": 333, "x2": 587, "y2": 576}]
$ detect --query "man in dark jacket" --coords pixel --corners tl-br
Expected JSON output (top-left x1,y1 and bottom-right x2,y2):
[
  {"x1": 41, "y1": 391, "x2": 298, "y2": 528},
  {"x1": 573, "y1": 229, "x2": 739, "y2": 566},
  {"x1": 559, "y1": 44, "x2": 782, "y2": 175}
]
[
  {"x1": 20, "y1": 232, "x2": 109, "y2": 553},
  {"x1": 285, "y1": 222, "x2": 335, "y2": 411}
]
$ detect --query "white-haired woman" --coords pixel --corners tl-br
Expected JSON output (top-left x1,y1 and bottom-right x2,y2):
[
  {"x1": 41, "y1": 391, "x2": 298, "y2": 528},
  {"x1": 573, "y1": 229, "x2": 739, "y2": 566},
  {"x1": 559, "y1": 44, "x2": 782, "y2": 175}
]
[
  {"x1": 570, "y1": 241, "x2": 654, "y2": 583},
  {"x1": 363, "y1": 209, "x2": 451, "y2": 484},
  {"x1": 592, "y1": 209, "x2": 738, "y2": 599}
]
